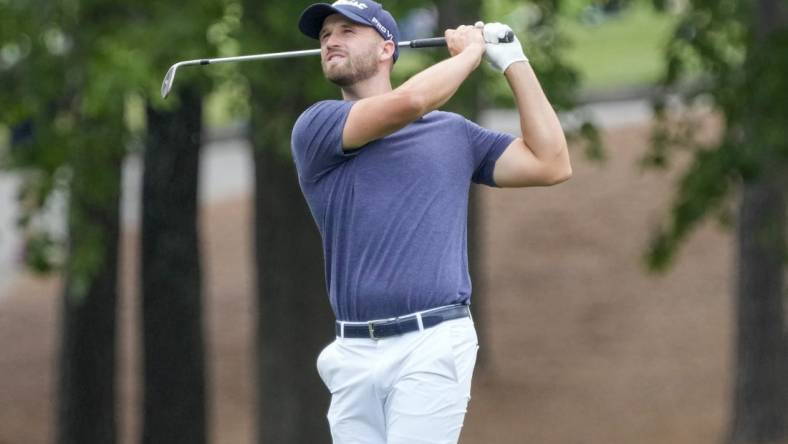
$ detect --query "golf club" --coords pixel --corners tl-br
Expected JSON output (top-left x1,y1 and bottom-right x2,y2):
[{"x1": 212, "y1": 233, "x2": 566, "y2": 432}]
[{"x1": 161, "y1": 32, "x2": 514, "y2": 98}]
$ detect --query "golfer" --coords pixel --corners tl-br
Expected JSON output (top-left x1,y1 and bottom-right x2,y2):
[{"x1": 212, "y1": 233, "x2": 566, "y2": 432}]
[{"x1": 292, "y1": 1, "x2": 571, "y2": 442}]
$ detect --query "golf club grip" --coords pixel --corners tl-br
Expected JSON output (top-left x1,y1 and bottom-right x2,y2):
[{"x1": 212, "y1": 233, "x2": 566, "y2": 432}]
[
  {"x1": 409, "y1": 38, "x2": 449, "y2": 48},
  {"x1": 408, "y1": 31, "x2": 515, "y2": 49}
]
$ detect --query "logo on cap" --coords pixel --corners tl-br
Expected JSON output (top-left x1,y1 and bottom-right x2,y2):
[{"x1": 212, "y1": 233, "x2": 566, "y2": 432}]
[
  {"x1": 370, "y1": 17, "x2": 393, "y2": 41},
  {"x1": 332, "y1": 0, "x2": 368, "y2": 10}
]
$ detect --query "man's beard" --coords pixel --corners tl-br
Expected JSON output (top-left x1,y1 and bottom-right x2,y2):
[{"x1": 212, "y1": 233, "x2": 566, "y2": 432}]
[{"x1": 322, "y1": 47, "x2": 379, "y2": 87}]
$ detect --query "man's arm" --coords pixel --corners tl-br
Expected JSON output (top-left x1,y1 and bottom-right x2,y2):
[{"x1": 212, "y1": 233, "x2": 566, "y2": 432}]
[
  {"x1": 480, "y1": 23, "x2": 571, "y2": 188},
  {"x1": 343, "y1": 26, "x2": 485, "y2": 150},
  {"x1": 492, "y1": 62, "x2": 572, "y2": 187}
]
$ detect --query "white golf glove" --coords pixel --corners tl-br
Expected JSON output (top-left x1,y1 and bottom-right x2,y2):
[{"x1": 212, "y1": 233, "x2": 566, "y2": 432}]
[{"x1": 475, "y1": 21, "x2": 528, "y2": 73}]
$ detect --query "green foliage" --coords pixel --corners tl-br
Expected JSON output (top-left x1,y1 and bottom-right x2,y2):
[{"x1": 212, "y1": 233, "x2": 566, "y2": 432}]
[
  {"x1": 578, "y1": 121, "x2": 605, "y2": 161},
  {"x1": 646, "y1": 139, "x2": 739, "y2": 270},
  {"x1": 644, "y1": 0, "x2": 788, "y2": 269},
  {"x1": 24, "y1": 231, "x2": 61, "y2": 273},
  {"x1": 0, "y1": 0, "x2": 228, "y2": 282}
]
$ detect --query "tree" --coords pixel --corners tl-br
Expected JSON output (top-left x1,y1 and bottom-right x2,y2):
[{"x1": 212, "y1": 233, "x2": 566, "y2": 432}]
[
  {"x1": 646, "y1": 0, "x2": 788, "y2": 442},
  {"x1": 134, "y1": 2, "x2": 227, "y2": 442},
  {"x1": 0, "y1": 1, "x2": 131, "y2": 442},
  {"x1": 57, "y1": 118, "x2": 125, "y2": 444},
  {"x1": 1, "y1": 1, "x2": 229, "y2": 442},
  {"x1": 239, "y1": 2, "x2": 336, "y2": 441},
  {"x1": 141, "y1": 85, "x2": 207, "y2": 444}
]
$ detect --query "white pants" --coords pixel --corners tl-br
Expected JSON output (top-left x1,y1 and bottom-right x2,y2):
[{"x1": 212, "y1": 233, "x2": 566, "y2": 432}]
[{"x1": 316, "y1": 316, "x2": 479, "y2": 444}]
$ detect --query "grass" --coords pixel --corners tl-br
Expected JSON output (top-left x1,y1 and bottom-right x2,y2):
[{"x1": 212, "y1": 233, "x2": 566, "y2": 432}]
[{"x1": 558, "y1": 2, "x2": 679, "y2": 91}]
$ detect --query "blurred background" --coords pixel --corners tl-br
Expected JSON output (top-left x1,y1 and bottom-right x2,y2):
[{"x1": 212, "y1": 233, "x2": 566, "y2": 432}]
[{"x1": 1, "y1": 0, "x2": 787, "y2": 443}]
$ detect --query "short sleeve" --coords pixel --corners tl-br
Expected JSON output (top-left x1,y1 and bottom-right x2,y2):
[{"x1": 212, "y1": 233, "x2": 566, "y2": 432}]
[
  {"x1": 291, "y1": 100, "x2": 357, "y2": 182},
  {"x1": 464, "y1": 119, "x2": 516, "y2": 187}
]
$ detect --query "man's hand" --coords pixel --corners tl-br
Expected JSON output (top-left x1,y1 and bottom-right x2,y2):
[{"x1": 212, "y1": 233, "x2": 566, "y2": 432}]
[
  {"x1": 444, "y1": 25, "x2": 486, "y2": 66},
  {"x1": 475, "y1": 22, "x2": 528, "y2": 73}
]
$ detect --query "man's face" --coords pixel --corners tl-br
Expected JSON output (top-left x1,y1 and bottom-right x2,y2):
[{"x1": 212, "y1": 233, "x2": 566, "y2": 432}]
[{"x1": 319, "y1": 14, "x2": 384, "y2": 87}]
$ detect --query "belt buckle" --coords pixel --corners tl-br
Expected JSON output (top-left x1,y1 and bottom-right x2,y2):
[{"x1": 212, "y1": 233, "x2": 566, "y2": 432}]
[{"x1": 368, "y1": 322, "x2": 378, "y2": 340}]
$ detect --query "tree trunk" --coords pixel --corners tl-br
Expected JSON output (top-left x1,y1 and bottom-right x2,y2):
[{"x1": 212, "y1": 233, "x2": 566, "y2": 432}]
[
  {"x1": 436, "y1": 0, "x2": 490, "y2": 368},
  {"x1": 142, "y1": 87, "x2": 207, "y2": 444},
  {"x1": 728, "y1": 1, "x2": 788, "y2": 442},
  {"x1": 240, "y1": 0, "x2": 335, "y2": 439},
  {"x1": 250, "y1": 105, "x2": 334, "y2": 444},
  {"x1": 729, "y1": 175, "x2": 788, "y2": 444},
  {"x1": 57, "y1": 149, "x2": 122, "y2": 444}
]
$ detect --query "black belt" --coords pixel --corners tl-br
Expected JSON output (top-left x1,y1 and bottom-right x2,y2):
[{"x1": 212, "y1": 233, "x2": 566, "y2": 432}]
[{"x1": 335, "y1": 304, "x2": 471, "y2": 339}]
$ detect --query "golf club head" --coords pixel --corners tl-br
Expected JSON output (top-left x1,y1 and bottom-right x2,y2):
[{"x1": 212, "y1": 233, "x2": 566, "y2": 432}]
[{"x1": 161, "y1": 64, "x2": 178, "y2": 99}]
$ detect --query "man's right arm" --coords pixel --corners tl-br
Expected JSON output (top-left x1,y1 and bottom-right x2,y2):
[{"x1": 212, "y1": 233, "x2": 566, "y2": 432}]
[{"x1": 342, "y1": 26, "x2": 486, "y2": 150}]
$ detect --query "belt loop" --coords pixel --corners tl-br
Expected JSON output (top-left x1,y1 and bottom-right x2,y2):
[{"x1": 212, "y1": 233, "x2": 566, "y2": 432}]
[
  {"x1": 340, "y1": 321, "x2": 345, "y2": 339},
  {"x1": 416, "y1": 312, "x2": 424, "y2": 331}
]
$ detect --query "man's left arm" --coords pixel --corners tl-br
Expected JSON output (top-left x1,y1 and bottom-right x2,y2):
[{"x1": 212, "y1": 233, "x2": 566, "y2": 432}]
[{"x1": 483, "y1": 24, "x2": 572, "y2": 188}]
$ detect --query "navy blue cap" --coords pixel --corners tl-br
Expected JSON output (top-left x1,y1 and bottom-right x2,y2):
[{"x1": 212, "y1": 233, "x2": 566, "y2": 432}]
[{"x1": 298, "y1": 0, "x2": 400, "y2": 62}]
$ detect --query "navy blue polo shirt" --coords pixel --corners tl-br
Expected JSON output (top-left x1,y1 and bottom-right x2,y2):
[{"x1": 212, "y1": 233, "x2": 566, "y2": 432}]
[{"x1": 291, "y1": 100, "x2": 514, "y2": 321}]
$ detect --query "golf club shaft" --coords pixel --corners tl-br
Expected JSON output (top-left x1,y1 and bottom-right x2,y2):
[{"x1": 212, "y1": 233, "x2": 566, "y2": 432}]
[
  {"x1": 179, "y1": 38, "x2": 449, "y2": 69},
  {"x1": 161, "y1": 32, "x2": 513, "y2": 98},
  {"x1": 162, "y1": 38, "x2": 448, "y2": 98}
]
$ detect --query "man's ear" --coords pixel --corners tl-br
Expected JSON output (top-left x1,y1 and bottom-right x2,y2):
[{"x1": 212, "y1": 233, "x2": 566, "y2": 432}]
[{"x1": 379, "y1": 39, "x2": 396, "y2": 63}]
